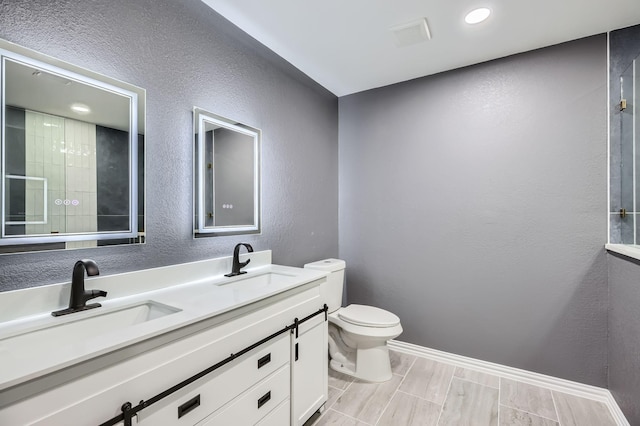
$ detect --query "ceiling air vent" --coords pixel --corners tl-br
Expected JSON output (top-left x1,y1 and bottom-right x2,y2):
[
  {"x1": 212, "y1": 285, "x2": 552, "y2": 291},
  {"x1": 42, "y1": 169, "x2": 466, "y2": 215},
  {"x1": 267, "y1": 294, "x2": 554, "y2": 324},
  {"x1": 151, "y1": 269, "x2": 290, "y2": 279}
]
[{"x1": 390, "y1": 18, "x2": 431, "y2": 47}]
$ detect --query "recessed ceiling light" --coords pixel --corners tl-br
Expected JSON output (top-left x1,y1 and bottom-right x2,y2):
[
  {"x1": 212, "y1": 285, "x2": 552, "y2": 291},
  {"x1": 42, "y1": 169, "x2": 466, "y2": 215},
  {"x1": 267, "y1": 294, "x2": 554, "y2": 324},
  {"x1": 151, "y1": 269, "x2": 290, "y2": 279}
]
[
  {"x1": 465, "y1": 8, "x2": 491, "y2": 25},
  {"x1": 70, "y1": 103, "x2": 91, "y2": 114}
]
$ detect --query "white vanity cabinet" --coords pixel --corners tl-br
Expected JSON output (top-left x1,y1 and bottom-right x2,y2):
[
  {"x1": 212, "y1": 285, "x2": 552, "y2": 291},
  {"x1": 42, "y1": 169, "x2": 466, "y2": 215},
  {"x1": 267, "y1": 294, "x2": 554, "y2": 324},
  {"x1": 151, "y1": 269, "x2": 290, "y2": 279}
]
[
  {"x1": 0, "y1": 280, "x2": 328, "y2": 426},
  {"x1": 195, "y1": 364, "x2": 289, "y2": 425},
  {"x1": 290, "y1": 314, "x2": 328, "y2": 426},
  {"x1": 135, "y1": 334, "x2": 290, "y2": 426}
]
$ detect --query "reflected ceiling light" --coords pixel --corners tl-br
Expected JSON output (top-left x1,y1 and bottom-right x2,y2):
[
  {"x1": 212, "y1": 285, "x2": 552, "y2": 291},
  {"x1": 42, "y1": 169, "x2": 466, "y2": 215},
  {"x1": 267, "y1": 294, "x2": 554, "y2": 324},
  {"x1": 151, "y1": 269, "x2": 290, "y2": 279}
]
[
  {"x1": 465, "y1": 8, "x2": 491, "y2": 24},
  {"x1": 70, "y1": 103, "x2": 91, "y2": 114}
]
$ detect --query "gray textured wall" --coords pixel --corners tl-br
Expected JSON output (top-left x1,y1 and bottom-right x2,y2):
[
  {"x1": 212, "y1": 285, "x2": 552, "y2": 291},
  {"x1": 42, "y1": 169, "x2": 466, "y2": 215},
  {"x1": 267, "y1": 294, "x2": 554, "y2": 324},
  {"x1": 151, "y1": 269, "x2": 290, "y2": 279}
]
[
  {"x1": 607, "y1": 253, "x2": 640, "y2": 424},
  {"x1": 0, "y1": 0, "x2": 339, "y2": 290},
  {"x1": 339, "y1": 35, "x2": 608, "y2": 386}
]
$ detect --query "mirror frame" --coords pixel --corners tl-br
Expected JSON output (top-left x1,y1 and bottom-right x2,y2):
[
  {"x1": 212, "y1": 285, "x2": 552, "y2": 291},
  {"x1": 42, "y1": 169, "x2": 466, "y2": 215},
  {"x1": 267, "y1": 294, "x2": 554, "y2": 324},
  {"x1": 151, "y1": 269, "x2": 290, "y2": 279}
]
[
  {"x1": 0, "y1": 39, "x2": 144, "y2": 246},
  {"x1": 193, "y1": 107, "x2": 261, "y2": 236}
]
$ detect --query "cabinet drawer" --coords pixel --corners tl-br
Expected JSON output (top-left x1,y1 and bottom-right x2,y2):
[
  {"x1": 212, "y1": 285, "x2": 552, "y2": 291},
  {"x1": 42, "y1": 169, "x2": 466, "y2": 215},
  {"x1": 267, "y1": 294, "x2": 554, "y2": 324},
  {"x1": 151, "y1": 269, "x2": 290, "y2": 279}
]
[
  {"x1": 136, "y1": 333, "x2": 289, "y2": 425},
  {"x1": 197, "y1": 364, "x2": 290, "y2": 426},
  {"x1": 255, "y1": 399, "x2": 290, "y2": 426}
]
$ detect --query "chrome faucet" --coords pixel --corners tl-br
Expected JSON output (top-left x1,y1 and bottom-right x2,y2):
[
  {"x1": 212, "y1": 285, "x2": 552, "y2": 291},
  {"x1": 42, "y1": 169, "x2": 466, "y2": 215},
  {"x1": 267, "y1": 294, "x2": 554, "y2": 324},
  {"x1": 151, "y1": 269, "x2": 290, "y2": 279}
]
[
  {"x1": 225, "y1": 243, "x2": 254, "y2": 277},
  {"x1": 52, "y1": 259, "x2": 107, "y2": 317}
]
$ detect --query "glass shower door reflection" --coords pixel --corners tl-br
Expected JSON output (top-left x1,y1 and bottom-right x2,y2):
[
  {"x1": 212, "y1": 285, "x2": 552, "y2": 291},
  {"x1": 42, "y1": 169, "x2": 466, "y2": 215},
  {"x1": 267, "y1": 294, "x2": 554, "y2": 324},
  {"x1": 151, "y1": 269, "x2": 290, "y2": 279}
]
[
  {"x1": 616, "y1": 54, "x2": 640, "y2": 245},
  {"x1": 618, "y1": 61, "x2": 635, "y2": 244}
]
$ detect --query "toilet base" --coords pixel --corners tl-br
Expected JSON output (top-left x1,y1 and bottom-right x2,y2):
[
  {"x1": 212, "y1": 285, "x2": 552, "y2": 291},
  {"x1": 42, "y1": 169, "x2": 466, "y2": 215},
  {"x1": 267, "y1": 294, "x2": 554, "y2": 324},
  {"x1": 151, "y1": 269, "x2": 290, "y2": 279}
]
[{"x1": 329, "y1": 341, "x2": 393, "y2": 383}]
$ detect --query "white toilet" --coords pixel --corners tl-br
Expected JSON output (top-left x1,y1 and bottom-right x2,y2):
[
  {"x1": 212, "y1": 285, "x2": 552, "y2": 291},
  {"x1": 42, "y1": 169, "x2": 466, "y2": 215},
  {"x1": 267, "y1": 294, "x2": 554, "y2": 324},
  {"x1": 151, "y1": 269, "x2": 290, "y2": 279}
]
[{"x1": 304, "y1": 259, "x2": 403, "y2": 382}]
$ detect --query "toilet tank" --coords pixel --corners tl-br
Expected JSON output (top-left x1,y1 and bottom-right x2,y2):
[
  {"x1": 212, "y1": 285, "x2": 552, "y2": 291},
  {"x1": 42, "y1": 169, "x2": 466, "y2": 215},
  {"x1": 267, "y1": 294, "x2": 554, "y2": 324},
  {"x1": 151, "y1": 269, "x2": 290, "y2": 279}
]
[{"x1": 303, "y1": 259, "x2": 345, "y2": 313}]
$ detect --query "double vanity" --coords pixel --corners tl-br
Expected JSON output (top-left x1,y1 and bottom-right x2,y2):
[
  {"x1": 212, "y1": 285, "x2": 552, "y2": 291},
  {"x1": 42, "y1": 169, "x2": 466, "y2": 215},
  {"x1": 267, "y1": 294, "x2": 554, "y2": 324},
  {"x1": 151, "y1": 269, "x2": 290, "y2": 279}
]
[
  {"x1": 0, "y1": 34, "x2": 328, "y2": 426},
  {"x1": 0, "y1": 250, "x2": 329, "y2": 425}
]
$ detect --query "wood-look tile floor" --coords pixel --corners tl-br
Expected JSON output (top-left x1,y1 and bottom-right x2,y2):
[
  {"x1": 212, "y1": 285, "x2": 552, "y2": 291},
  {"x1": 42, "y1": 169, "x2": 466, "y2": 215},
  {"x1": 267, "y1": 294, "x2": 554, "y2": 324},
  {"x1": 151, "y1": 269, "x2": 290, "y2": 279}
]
[{"x1": 306, "y1": 350, "x2": 619, "y2": 426}]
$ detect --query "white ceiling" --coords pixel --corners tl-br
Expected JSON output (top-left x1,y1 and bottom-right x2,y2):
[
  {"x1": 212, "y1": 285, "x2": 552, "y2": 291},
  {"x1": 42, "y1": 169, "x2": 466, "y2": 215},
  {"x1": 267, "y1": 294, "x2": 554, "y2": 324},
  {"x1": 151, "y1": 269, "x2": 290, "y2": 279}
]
[{"x1": 202, "y1": 0, "x2": 640, "y2": 96}]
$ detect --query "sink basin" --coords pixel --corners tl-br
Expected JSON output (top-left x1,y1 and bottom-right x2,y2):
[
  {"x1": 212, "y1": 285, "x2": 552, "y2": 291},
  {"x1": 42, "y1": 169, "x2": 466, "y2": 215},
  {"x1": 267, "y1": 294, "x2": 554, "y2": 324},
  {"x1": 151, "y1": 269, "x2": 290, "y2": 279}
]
[
  {"x1": 219, "y1": 272, "x2": 298, "y2": 289},
  {"x1": 216, "y1": 272, "x2": 303, "y2": 302},
  {"x1": 0, "y1": 301, "x2": 181, "y2": 352}
]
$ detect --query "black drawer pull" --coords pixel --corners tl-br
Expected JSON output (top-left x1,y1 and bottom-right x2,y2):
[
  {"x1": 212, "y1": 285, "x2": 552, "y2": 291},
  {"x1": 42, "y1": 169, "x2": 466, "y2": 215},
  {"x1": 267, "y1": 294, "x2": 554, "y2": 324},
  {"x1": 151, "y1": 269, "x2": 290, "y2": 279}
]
[
  {"x1": 177, "y1": 394, "x2": 200, "y2": 419},
  {"x1": 257, "y1": 391, "x2": 271, "y2": 409},
  {"x1": 257, "y1": 353, "x2": 271, "y2": 369}
]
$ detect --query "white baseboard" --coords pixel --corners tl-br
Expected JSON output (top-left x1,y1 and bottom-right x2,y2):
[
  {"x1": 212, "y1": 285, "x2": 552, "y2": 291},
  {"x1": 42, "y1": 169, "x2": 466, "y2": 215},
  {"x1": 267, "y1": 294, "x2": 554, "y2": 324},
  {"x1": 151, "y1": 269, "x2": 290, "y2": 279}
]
[{"x1": 389, "y1": 340, "x2": 629, "y2": 426}]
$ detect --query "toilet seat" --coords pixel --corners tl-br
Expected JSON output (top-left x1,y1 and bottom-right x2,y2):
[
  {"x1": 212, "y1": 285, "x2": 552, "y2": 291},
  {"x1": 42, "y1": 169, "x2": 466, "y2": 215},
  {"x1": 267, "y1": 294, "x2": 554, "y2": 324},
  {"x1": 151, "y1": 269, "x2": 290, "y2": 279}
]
[
  {"x1": 329, "y1": 305, "x2": 403, "y2": 341},
  {"x1": 338, "y1": 304, "x2": 400, "y2": 328}
]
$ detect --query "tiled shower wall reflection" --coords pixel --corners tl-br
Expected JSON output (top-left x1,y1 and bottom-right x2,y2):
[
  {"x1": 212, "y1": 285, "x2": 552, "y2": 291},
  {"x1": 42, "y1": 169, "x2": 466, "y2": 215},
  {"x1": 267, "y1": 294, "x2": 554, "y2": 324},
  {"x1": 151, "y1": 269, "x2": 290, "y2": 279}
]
[
  {"x1": 610, "y1": 24, "x2": 640, "y2": 244},
  {"x1": 24, "y1": 111, "x2": 65, "y2": 236},
  {"x1": 63, "y1": 117, "x2": 97, "y2": 249},
  {"x1": 24, "y1": 110, "x2": 97, "y2": 248}
]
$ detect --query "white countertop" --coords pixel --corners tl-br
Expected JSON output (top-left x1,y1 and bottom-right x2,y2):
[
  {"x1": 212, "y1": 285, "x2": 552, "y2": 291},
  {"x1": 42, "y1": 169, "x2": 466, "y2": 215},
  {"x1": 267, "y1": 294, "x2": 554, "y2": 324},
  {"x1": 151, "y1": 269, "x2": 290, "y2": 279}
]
[{"x1": 0, "y1": 251, "x2": 328, "y2": 392}]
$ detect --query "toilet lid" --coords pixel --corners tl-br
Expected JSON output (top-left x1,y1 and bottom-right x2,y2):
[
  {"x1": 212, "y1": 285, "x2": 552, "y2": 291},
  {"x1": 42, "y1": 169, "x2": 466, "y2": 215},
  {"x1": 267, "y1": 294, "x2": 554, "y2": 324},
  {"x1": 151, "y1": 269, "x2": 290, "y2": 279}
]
[{"x1": 338, "y1": 304, "x2": 400, "y2": 328}]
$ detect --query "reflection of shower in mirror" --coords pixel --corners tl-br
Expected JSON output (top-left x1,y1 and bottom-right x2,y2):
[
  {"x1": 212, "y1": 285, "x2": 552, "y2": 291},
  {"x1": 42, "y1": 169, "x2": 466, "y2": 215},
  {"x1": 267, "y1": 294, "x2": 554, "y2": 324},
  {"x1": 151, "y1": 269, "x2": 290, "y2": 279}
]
[
  {"x1": 0, "y1": 38, "x2": 146, "y2": 253},
  {"x1": 614, "y1": 51, "x2": 640, "y2": 244}
]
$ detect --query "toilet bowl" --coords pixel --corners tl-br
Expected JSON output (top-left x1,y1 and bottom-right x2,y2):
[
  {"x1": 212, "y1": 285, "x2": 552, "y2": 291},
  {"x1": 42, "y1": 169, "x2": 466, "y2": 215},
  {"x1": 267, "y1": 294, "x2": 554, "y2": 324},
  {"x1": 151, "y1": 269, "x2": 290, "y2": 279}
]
[
  {"x1": 304, "y1": 259, "x2": 403, "y2": 382},
  {"x1": 327, "y1": 304, "x2": 402, "y2": 382}
]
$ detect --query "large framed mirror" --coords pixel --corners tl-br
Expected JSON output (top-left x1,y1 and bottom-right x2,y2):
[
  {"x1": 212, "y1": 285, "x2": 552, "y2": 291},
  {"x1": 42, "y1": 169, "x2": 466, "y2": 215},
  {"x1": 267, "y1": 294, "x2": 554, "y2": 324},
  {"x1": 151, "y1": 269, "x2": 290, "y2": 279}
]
[
  {"x1": 193, "y1": 107, "x2": 260, "y2": 236},
  {"x1": 0, "y1": 39, "x2": 145, "y2": 252}
]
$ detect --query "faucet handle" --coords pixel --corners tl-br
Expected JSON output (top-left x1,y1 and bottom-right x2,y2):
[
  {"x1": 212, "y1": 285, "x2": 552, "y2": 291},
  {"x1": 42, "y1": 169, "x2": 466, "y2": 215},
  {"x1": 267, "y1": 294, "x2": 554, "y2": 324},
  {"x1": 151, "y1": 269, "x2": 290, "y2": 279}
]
[{"x1": 87, "y1": 289, "x2": 108, "y2": 299}]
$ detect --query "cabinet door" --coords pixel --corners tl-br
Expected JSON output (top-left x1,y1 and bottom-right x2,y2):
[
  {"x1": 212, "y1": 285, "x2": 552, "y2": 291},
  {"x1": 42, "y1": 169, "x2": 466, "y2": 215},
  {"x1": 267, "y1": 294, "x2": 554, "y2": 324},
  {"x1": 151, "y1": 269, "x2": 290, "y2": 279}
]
[{"x1": 291, "y1": 316, "x2": 328, "y2": 426}]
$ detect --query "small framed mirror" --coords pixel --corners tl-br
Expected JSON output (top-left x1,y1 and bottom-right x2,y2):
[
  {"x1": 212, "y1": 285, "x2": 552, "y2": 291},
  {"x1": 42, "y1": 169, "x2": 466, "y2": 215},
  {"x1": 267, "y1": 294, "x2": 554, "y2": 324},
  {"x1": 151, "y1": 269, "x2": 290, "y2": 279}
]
[
  {"x1": 193, "y1": 107, "x2": 260, "y2": 236},
  {"x1": 0, "y1": 39, "x2": 145, "y2": 251}
]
